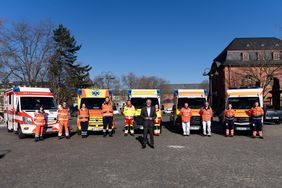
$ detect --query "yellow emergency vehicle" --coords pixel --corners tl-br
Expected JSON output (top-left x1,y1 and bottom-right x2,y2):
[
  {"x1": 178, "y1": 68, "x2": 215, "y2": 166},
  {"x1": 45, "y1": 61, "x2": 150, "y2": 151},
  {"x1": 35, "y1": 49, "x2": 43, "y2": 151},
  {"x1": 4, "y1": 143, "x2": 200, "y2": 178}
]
[{"x1": 128, "y1": 89, "x2": 162, "y2": 131}]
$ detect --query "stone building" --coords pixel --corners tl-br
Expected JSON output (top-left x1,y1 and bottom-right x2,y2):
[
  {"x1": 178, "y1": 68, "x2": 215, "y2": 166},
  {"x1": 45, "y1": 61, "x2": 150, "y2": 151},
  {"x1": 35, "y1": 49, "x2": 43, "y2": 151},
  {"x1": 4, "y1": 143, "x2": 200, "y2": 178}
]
[{"x1": 209, "y1": 37, "x2": 282, "y2": 113}]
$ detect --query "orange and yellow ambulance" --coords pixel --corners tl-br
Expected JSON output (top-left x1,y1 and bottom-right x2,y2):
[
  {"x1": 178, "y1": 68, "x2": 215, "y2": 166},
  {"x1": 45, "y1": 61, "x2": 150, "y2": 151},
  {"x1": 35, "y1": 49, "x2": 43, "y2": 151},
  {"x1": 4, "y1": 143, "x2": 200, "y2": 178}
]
[
  {"x1": 172, "y1": 89, "x2": 208, "y2": 131},
  {"x1": 226, "y1": 88, "x2": 263, "y2": 131},
  {"x1": 76, "y1": 88, "x2": 114, "y2": 133}
]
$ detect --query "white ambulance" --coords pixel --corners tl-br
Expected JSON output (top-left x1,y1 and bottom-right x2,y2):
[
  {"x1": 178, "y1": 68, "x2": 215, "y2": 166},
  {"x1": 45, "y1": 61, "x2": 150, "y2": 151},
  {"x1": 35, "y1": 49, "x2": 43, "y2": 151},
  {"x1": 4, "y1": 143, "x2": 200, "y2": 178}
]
[{"x1": 4, "y1": 87, "x2": 59, "y2": 138}]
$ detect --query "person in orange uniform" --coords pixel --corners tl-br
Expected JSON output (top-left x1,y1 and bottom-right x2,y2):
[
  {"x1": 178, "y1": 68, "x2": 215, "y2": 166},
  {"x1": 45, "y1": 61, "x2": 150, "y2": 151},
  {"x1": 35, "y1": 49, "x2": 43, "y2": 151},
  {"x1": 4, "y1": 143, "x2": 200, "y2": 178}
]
[
  {"x1": 200, "y1": 102, "x2": 213, "y2": 137},
  {"x1": 102, "y1": 97, "x2": 114, "y2": 137},
  {"x1": 123, "y1": 100, "x2": 135, "y2": 136},
  {"x1": 57, "y1": 103, "x2": 70, "y2": 139},
  {"x1": 79, "y1": 103, "x2": 89, "y2": 138},
  {"x1": 154, "y1": 104, "x2": 162, "y2": 136},
  {"x1": 249, "y1": 101, "x2": 264, "y2": 139},
  {"x1": 224, "y1": 104, "x2": 235, "y2": 137},
  {"x1": 180, "y1": 103, "x2": 192, "y2": 136},
  {"x1": 34, "y1": 105, "x2": 46, "y2": 142}
]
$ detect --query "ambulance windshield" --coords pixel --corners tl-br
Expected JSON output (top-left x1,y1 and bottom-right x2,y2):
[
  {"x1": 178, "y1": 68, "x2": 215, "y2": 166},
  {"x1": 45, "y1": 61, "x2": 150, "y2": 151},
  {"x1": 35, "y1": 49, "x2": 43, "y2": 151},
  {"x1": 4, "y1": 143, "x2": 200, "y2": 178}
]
[
  {"x1": 131, "y1": 98, "x2": 159, "y2": 109},
  {"x1": 177, "y1": 98, "x2": 206, "y2": 109},
  {"x1": 80, "y1": 98, "x2": 105, "y2": 109},
  {"x1": 21, "y1": 97, "x2": 56, "y2": 110},
  {"x1": 228, "y1": 97, "x2": 259, "y2": 109}
]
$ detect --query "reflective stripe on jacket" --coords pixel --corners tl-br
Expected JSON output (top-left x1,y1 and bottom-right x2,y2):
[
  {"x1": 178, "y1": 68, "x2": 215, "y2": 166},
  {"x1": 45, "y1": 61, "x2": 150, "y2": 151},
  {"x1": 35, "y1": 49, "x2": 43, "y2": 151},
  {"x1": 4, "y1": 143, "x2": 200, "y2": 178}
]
[
  {"x1": 249, "y1": 107, "x2": 264, "y2": 118},
  {"x1": 200, "y1": 107, "x2": 213, "y2": 121},
  {"x1": 180, "y1": 107, "x2": 192, "y2": 122},
  {"x1": 102, "y1": 103, "x2": 113, "y2": 117},
  {"x1": 58, "y1": 108, "x2": 69, "y2": 121},
  {"x1": 34, "y1": 112, "x2": 45, "y2": 126},
  {"x1": 124, "y1": 105, "x2": 135, "y2": 118},
  {"x1": 79, "y1": 108, "x2": 89, "y2": 122}
]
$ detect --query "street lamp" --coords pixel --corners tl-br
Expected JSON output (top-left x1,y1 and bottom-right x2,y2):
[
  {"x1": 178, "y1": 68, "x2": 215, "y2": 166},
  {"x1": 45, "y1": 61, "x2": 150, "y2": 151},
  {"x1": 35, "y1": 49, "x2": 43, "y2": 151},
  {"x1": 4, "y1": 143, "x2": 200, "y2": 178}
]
[{"x1": 98, "y1": 72, "x2": 115, "y2": 89}]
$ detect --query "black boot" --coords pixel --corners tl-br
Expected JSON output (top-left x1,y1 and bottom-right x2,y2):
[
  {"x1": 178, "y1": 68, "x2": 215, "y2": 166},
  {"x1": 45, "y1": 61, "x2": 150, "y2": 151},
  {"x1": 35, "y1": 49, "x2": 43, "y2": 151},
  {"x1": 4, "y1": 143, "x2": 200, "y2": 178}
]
[
  {"x1": 103, "y1": 132, "x2": 107, "y2": 137},
  {"x1": 34, "y1": 137, "x2": 39, "y2": 142},
  {"x1": 109, "y1": 131, "x2": 113, "y2": 137},
  {"x1": 58, "y1": 136, "x2": 63, "y2": 140},
  {"x1": 66, "y1": 135, "x2": 70, "y2": 139},
  {"x1": 39, "y1": 136, "x2": 44, "y2": 141}
]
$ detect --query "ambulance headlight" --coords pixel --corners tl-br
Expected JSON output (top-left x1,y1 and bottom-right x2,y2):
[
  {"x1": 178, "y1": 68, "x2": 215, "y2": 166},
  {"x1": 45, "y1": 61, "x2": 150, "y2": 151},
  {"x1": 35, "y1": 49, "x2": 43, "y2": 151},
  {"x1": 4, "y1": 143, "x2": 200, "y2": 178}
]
[{"x1": 23, "y1": 117, "x2": 33, "y2": 124}]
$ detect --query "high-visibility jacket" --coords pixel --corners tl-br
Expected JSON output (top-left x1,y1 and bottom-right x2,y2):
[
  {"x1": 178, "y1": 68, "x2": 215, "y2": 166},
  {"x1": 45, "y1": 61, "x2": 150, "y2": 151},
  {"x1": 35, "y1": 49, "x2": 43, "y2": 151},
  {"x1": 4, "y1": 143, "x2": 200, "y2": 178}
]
[
  {"x1": 79, "y1": 108, "x2": 89, "y2": 122},
  {"x1": 180, "y1": 107, "x2": 192, "y2": 122},
  {"x1": 57, "y1": 108, "x2": 69, "y2": 121},
  {"x1": 154, "y1": 109, "x2": 162, "y2": 124},
  {"x1": 224, "y1": 109, "x2": 235, "y2": 119},
  {"x1": 102, "y1": 102, "x2": 113, "y2": 117},
  {"x1": 156, "y1": 110, "x2": 162, "y2": 119},
  {"x1": 34, "y1": 112, "x2": 45, "y2": 126},
  {"x1": 123, "y1": 105, "x2": 135, "y2": 118},
  {"x1": 249, "y1": 107, "x2": 264, "y2": 118},
  {"x1": 200, "y1": 107, "x2": 213, "y2": 121}
]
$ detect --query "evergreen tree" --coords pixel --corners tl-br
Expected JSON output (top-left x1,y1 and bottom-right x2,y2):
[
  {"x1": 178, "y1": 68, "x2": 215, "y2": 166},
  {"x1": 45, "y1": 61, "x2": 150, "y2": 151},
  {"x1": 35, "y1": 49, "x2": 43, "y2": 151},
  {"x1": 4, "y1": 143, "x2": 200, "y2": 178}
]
[{"x1": 48, "y1": 24, "x2": 92, "y2": 104}]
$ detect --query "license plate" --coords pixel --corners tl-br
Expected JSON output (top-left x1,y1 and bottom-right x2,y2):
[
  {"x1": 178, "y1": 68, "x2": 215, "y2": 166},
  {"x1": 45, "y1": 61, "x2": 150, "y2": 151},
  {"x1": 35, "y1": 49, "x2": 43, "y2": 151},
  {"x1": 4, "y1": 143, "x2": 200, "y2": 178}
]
[
  {"x1": 190, "y1": 126, "x2": 200, "y2": 130},
  {"x1": 46, "y1": 128, "x2": 53, "y2": 132},
  {"x1": 272, "y1": 117, "x2": 279, "y2": 119},
  {"x1": 92, "y1": 127, "x2": 102, "y2": 131},
  {"x1": 236, "y1": 127, "x2": 249, "y2": 131}
]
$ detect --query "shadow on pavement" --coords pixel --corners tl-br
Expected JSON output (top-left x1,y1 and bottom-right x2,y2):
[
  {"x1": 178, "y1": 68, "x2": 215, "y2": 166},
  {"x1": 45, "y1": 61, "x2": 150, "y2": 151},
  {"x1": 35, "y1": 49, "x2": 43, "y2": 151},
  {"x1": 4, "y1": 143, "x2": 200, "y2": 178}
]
[{"x1": 0, "y1": 150, "x2": 11, "y2": 160}]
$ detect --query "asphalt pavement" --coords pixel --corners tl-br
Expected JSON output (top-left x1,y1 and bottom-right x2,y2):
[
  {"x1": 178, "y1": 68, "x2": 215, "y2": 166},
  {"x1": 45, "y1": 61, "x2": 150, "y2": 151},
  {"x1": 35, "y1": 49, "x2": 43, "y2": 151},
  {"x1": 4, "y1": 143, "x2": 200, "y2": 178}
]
[{"x1": 0, "y1": 115, "x2": 282, "y2": 188}]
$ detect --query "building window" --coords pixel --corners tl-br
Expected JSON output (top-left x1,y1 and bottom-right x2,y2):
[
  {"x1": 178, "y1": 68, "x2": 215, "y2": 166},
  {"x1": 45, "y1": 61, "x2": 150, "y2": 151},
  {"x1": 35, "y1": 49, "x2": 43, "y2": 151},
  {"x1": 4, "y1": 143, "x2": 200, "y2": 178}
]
[
  {"x1": 273, "y1": 51, "x2": 280, "y2": 61},
  {"x1": 257, "y1": 52, "x2": 265, "y2": 61},
  {"x1": 242, "y1": 52, "x2": 249, "y2": 61}
]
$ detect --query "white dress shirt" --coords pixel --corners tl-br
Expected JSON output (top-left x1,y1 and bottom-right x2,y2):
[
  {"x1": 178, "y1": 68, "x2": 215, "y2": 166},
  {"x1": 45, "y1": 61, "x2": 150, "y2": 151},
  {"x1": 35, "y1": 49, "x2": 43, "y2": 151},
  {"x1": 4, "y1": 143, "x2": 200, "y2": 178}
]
[{"x1": 147, "y1": 107, "x2": 151, "y2": 117}]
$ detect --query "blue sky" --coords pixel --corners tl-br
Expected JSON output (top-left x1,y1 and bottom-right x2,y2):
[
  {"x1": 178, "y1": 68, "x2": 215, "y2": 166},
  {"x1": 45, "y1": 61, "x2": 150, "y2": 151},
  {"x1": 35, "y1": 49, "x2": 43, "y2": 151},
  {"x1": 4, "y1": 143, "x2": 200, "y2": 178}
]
[{"x1": 1, "y1": 0, "x2": 282, "y2": 83}]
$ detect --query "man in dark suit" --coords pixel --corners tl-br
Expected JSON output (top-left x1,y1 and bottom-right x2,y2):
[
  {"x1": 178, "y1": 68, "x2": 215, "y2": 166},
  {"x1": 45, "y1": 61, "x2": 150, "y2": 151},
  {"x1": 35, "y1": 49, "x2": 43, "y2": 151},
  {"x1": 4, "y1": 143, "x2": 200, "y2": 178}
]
[{"x1": 141, "y1": 99, "x2": 157, "y2": 149}]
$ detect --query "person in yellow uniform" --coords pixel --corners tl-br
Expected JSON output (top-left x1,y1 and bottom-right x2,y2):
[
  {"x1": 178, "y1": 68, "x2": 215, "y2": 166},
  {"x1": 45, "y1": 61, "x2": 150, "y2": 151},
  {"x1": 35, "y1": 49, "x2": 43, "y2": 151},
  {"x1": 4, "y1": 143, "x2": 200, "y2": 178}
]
[
  {"x1": 154, "y1": 104, "x2": 162, "y2": 136},
  {"x1": 123, "y1": 100, "x2": 135, "y2": 136}
]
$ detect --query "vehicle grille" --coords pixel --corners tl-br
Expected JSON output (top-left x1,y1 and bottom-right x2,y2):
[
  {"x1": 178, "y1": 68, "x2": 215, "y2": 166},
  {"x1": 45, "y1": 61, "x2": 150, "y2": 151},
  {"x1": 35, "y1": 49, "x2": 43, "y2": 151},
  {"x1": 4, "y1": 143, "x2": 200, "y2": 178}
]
[
  {"x1": 235, "y1": 117, "x2": 250, "y2": 123},
  {"x1": 191, "y1": 116, "x2": 201, "y2": 124},
  {"x1": 134, "y1": 116, "x2": 144, "y2": 125}
]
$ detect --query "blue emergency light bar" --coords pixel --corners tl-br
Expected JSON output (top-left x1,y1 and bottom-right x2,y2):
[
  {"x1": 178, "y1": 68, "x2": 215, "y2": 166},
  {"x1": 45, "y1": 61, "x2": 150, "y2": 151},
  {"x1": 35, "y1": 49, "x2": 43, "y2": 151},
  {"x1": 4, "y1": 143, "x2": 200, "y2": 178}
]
[
  {"x1": 13, "y1": 87, "x2": 20, "y2": 92},
  {"x1": 109, "y1": 90, "x2": 113, "y2": 96},
  {"x1": 204, "y1": 89, "x2": 209, "y2": 96},
  {"x1": 157, "y1": 89, "x2": 160, "y2": 96},
  {"x1": 77, "y1": 89, "x2": 82, "y2": 96},
  {"x1": 174, "y1": 89, "x2": 178, "y2": 96}
]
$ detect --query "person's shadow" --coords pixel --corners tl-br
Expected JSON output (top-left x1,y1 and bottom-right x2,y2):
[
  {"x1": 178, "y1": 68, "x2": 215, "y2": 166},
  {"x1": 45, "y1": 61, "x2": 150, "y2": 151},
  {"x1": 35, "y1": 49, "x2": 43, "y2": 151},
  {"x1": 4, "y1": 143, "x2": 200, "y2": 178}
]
[
  {"x1": 136, "y1": 136, "x2": 144, "y2": 147},
  {"x1": 0, "y1": 150, "x2": 11, "y2": 159}
]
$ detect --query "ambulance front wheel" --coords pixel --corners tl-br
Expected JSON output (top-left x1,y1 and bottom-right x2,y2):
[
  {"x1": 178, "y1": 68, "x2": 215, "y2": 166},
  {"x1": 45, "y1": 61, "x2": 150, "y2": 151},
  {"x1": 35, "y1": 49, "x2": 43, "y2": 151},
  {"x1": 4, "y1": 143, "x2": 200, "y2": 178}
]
[{"x1": 18, "y1": 124, "x2": 26, "y2": 139}]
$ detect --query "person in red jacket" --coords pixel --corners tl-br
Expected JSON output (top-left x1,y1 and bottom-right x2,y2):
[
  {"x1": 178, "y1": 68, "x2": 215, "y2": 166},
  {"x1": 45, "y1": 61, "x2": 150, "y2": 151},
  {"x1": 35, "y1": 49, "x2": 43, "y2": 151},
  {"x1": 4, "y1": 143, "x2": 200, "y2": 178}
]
[
  {"x1": 249, "y1": 101, "x2": 264, "y2": 139},
  {"x1": 34, "y1": 105, "x2": 46, "y2": 142},
  {"x1": 224, "y1": 104, "x2": 235, "y2": 137},
  {"x1": 200, "y1": 102, "x2": 213, "y2": 137},
  {"x1": 180, "y1": 103, "x2": 192, "y2": 136}
]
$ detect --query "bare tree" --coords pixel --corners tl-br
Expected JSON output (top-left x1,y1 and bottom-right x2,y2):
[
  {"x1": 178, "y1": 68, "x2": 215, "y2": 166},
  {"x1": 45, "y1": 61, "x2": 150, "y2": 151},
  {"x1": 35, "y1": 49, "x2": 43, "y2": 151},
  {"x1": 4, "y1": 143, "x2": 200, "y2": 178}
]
[
  {"x1": 0, "y1": 21, "x2": 54, "y2": 86},
  {"x1": 121, "y1": 72, "x2": 168, "y2": 89},
  {"x1": 235, "y1": 61, "x2": 282, "y2": 99}
]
